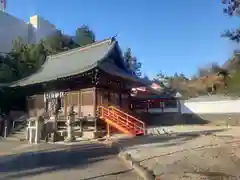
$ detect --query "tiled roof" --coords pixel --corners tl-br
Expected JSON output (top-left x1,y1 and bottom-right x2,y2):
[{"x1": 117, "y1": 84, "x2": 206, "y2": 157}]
[{"x1": 11, "y1": 38, "x2": 149, "y2": 87}]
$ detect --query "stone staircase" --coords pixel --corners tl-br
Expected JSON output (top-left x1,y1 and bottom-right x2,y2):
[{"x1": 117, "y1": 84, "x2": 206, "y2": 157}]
[
  {"x1": 5, "y1": 116, "x2": 28, "y2": 141},
  {"x1": 6, "y1": 127, "x2": 26, "y2": 141}
]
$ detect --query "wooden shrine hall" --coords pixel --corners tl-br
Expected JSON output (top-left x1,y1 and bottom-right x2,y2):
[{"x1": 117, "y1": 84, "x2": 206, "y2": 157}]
[{"x1": 10, "y1": 38, "x2": 149, "y2": 140}]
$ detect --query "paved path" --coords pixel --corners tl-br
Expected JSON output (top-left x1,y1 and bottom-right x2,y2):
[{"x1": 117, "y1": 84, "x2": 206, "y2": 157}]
[
  {"x1": 0, "y1": 141, "x2": 141, "y2": 180},
  {"x1": 147, "y1": 125, "x2": 240, "y2": 137}
]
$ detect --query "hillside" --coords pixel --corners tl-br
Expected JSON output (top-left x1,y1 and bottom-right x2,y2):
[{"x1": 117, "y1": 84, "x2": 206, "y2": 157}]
[
  {"x1": 170, "y1": 75, "x2": 226, "y2": 98},
  {"x1": 169, "y1": 54, "x2": 240, "y2": 98},
  {"x1": 222, "y1": 53, "x2": 240, "y2": 72}
]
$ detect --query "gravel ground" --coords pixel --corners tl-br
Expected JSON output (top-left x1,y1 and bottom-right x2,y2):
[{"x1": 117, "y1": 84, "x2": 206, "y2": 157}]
[{"x1": 122, "y1": 134, "x2": 240, "y2": 180}]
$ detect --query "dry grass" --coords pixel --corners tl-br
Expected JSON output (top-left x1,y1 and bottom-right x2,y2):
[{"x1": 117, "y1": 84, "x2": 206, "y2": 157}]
[{"x1": 171, "y1": 74, "x2": 226, "y2": 97}]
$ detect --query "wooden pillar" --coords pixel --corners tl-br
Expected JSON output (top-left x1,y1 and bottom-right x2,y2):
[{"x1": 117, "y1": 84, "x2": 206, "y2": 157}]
[
  {"x1": 177, "y1": 99, "x2": 181, "y2": 113},
  {"x1": 34, "y1": 97, "x2": 37, "y2": 117},
  {"x1": 147, "y1": 100, "x2": 150, "y2": 113},
  {"x1": 107, "y1": 92, "x2": 111, "y2": 106},
  {"x1": 94, "y1": 88, "x2": 97, "y2": 132},
  {"x1": 77, "y1": 91, "x2": 80, "y2": 116},
  {"x1": 106, "y1": 123, "x2": 110, "y2": 137},
  {"x1": 93, "y1": 88, "x2": 97, "y2": 117},
  {"x1": 100, "y1": 90, "x2": 103, "y2": 106},
  {"x1": 119, "y1": 93, "x2": 122, "y2": 108},
  {"x1": 79, "y1": 91, "x2": 82, "y2": 117},
  {"x1": 64, "y1": 93, "x2": 67, "y2": 118}
]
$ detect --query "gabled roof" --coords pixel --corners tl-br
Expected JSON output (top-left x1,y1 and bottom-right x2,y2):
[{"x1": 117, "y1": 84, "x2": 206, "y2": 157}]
[
  {"x1": 11, "y1": 38, "x2": 149, "y2": 87},
  {"x1": 131, "y1": 79, "x2": 182, "y2": 100}
]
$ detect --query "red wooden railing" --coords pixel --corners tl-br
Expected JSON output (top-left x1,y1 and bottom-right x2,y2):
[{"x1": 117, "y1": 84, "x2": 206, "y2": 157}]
[{"x1": 98, "y1": 106, "x2": 146, "y2": 136}]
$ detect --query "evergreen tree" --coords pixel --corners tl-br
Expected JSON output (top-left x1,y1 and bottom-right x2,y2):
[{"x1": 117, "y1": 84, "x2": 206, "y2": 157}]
[
  {"x1": 123, "y1": 48, "x2": 141, "y2": 76},
  {"x1": 221, "y1": 0, "x2": 240, "y2": 42},
  {"x1": 42, "y1": 30, "x2": 78, "y2": 55},
  {"x1": 75, "y1": 25, "x2": 95, "y2": 47}
]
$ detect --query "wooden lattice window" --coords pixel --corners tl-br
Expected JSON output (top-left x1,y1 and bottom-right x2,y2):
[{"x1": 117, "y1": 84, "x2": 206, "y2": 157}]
[
  {"x1": 96, "y1": 90, "x2": 103, "y2": 106},
  {"x1": 134, "y1": 100, "x2": 147, "y2": 109},
  {"x1": 102, "y1": 91, "x2": 109, "y2": 105},
  {"x1": 71, "y1": 93, "x2": 79, "y2": 106},
  {"x1": 67, "y1": 93, "x2": 72, "y2": 105},
  {"x1": 35, "y1": 95, "x2": 44, "y2": 109},
  {"x1": 164, "y1": 99, "x2": 177, "y2": 108},
  {"x1": 82, "y1": 92, "x2": 93, "y2": 105},
  {"x1": 28, "y1": 98, "x2": 35, "y2": 109},
  {"x1": 149, "y1": 100, "x2": 160, "y2": 109},
  {"x1": 110, "y1": 93, "x2": 119, "y2": 106}
]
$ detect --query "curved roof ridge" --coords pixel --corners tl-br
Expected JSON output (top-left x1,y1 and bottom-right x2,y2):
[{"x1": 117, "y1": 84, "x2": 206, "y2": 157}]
[{"x1": 48, "y1": 38, "x2": 112, "y2": 60}]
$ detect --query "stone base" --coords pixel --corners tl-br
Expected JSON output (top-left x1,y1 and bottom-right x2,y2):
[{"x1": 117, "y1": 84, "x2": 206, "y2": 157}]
[
  {"x1": 82, "y1": 131, "x2": 105, "y2": 139},
  {"x1": 74, "y1": 131, "x2": 83, "y2": 137},
  {"x1": 64, "y1": 136, "x2": 76, "y2": 142}
]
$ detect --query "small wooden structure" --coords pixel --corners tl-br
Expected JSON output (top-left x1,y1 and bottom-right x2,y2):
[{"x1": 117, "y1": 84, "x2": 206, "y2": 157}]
[
  {"x1": 130, "y1": 84, "x2": 181, "y2": 113},
  {"x1": 10, "y1": 38, "x2": 148, "y2": 139},
  {"x1": 130, "y1": 84, "x2": 182, "y2": 126}
]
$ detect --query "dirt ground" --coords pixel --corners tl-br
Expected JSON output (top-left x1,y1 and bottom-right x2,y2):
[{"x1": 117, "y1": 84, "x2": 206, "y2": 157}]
[
  {"x1": 121, "y1": 126, "x2": 240, "y2": 180},
  {"x1": 149, "y1": 137, "x2": 240, "y2": 180}
]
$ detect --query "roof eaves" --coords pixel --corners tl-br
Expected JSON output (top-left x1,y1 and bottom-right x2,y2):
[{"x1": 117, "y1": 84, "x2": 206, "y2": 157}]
[
  {"x1": 13, "y1": 63, "x2": 100, "y2": 87},
  {"x1": 10, "y1": 38, "x2": 116, "y2": 87},
  {"x1": 0, "y1": 83, "x2": 10, "y2": 88}
]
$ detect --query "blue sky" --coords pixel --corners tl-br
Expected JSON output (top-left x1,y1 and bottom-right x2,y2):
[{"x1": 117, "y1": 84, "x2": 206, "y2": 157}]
[{"x1": 5, "y1": 0, "x2": 240, "y2": 78}]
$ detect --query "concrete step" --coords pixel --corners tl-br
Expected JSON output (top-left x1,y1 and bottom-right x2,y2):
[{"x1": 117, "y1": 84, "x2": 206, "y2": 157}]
[
  {"x1": 6, "y1": 125, "x2": 27, "y2": 141},
  {"x1": 57, "y1": 127, "x2": 82, "y2": 132},
  {"x1": 5, "y1": 134, "x2": 26, "y2": 141},
  {"x1": 147, "y1": 127, "x2": 173, "y2": 136},
  {"x1": 12, "y1": 131, "x2": 25, "y2": 135},
  {"x1": 82, "y1": 131, "x2": 105, "y2": 139},
  {"x1": 9, "y1": 135, "x2": 26, "y2": 140},
  {"x1": 10, "y1": 130, "x2": 26, "y2": 136}
]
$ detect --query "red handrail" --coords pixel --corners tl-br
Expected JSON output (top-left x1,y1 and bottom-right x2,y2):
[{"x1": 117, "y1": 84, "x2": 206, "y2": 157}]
[
  {"x1": 109, "y1": 107, "x2": 144, "y2": 130},
  {"x1": 109, "y1": 106, "x2": 145, "y2": 125},
  {"x1": 98, "y1": 106, "x2": 146, "y2": 135}
]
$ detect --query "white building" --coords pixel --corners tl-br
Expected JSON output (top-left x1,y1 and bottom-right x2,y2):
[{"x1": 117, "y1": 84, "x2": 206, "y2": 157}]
[
  {"x1": 0, "y1": 11, "x2": 57, "y2": 53},
  {"x1": 180, "y1": 95, "x2": 240, "y2": 114}
]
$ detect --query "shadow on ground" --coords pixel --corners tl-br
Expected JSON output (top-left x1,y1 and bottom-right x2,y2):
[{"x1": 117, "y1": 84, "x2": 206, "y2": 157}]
[
  {"x1": 115, "y1": 128, "x2": 228, "y2": 150},
  {"x1": 0, "y1": 143, "x2": 119, "y2": 180},
  {"x1": 113, "y1": 128, "x2": 231, "y2": 165},
  {"x1": 0, "y1": 128, "x2": 229, "y2": 180}
]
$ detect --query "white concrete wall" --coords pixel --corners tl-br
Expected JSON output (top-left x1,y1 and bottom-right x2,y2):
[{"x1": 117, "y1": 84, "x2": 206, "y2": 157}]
[
  {"x1": 0, "y1": 12, "x2": 56, "y2": 53},
  {"x1": 29, "y1": 15, "x2": 56, "y2": 43},
  {"x1": 181, "y1": 100, "x2": 240, "y2": 114},
  {"x1": 0, "y1": 11, "x2": 31, "y2": 52}
]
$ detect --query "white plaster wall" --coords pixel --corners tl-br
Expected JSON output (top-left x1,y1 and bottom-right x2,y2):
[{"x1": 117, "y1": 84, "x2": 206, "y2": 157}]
[
  {"x1": 0, "y1": 11, "x2": 31, "y2": 52},
  {"x1": 181, "y1": 100, "x2": 240, "y2": 114}
]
